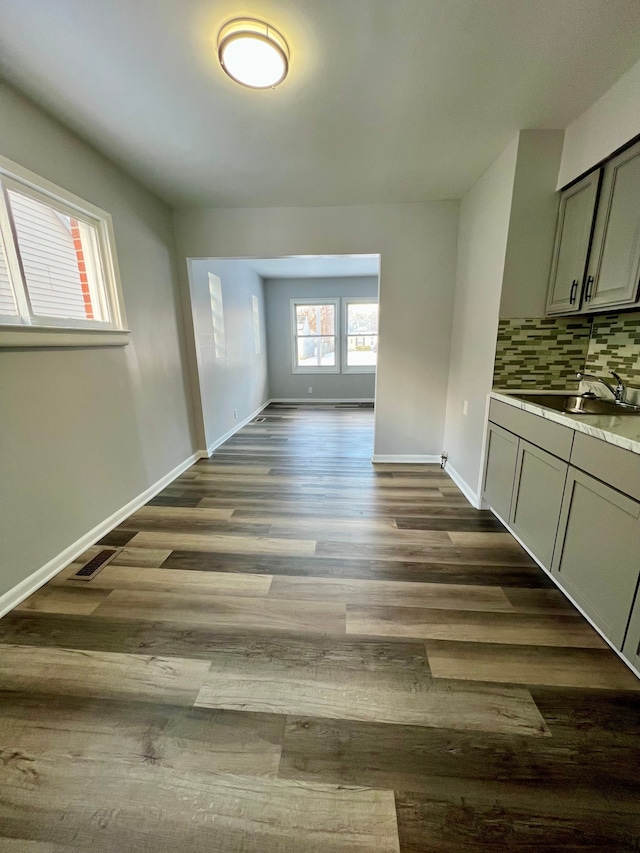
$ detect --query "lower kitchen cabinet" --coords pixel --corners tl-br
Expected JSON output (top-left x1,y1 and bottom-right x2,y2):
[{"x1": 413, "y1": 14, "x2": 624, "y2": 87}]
[
  {"x1": 623, "y1": 593, "x2": 640, "y2": 670},
  {"x1": 509, "y1": 440, "x2": 567, "y2": 569},
  {"x1": 482, "y1": 422, "x2": 518, "y2": 521},
  {"x1": 551, "y1": 468, "x2": 640, "y2": 649}
]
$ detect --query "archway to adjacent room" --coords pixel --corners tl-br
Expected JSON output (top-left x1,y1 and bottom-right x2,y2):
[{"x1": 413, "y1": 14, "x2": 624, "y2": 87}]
[{"x1": 183, "y1": 254, "x2": 382, "y2": 460}]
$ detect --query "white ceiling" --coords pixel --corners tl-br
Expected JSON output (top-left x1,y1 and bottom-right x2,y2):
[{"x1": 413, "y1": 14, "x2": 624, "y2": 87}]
[
  {"x1": 241, "y1": 255, "x2": 380, "y2": 279},
  {"x1": 1, "y1": 1, "x2": 640, "y2": 208}
]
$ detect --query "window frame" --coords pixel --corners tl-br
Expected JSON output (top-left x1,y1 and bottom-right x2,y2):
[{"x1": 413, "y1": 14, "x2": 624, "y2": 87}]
[
  {"x1": 290, "y1": 297, "x2": 340, "y2": 374},
  {"x1": 0, "y1": 154, "x2": 129, "y2": 347},
  {"x1": 342, "y1": 296, "x2": 379, "y2": 375}
]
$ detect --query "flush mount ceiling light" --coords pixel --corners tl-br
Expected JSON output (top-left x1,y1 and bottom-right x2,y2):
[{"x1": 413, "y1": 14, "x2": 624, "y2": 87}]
[{"x1": 217, "y1": 18, "x2": 289, "y2": 89}]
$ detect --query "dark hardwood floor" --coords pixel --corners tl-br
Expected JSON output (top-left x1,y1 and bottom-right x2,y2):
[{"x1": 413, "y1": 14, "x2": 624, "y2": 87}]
[{"x1": 1, "y1": 403, "x2": 639, "y2": 851}]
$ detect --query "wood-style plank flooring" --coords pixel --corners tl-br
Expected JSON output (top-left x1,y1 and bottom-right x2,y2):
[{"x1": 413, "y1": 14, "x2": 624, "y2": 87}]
[{"x1": 1, "y1": 403, "x2": 640, "y2": 851}]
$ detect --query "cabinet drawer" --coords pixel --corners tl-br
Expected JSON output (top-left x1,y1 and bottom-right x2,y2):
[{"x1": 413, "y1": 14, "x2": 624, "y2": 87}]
[
  {"x1": 488, "y1": 399, "x2": 574, "y2": 461},
  {"x1": 571, "y1": 432, "x2": 640, "y2": 503}
]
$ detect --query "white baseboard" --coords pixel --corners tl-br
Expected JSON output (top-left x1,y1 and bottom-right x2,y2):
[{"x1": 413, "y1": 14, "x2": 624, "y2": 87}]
[
  {"x1": 372, "y1": 454, "x2": 441, "y2": 464},
  {"x1": 202, "y1": 399, "x2": 272, "y2": 457},
  {"x1": 0, "y1": 451, "x2": 202, "y2": 619},
  {"x1": 444, "y1": 463, "x2": 481, "y2": 508},
  {"x1": 489, "y1": 506, "x2": 640, "y2": 682},
  {"x1": 270, "y1": 398, "x2": 374, "y2": 404}
]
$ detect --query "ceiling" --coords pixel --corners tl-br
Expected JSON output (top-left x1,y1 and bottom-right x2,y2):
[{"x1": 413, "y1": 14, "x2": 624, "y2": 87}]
[
  {"x1": 241, "y1": 255, "x2": 380, "y2": 279},
  {"x1": 1, "y1": 1, "x2": 640, "y2": 208}
]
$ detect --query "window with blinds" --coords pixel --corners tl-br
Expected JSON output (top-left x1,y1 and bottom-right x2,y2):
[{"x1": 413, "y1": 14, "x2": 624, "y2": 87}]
[
  {"x1": 0, "y1": 238, "x2": 16, "y2": 315},
  {"x1": 0, "y1": 155, "x2": 127, "y2": 345}
]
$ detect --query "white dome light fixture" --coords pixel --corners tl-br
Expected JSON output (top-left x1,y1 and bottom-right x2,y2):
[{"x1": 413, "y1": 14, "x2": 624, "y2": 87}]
[{"x1": 218, "y1": 18, "x2": 289, "y2": 89}]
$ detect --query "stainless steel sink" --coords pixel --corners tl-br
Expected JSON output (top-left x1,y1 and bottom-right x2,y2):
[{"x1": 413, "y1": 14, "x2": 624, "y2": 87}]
[{"x1": 514, "y1": 394, "x2": 640, "y2": 415}]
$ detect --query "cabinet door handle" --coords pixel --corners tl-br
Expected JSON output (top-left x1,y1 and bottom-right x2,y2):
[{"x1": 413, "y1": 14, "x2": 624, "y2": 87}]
[
  {"x1": 585, "y1": 275, "x2": 594, "y2": 301},
  {"x1": 569, "y1": 279, "x2": 578, "y2": 304}
]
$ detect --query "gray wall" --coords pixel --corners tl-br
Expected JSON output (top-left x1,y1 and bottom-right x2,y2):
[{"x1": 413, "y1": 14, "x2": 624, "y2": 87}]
[
  {"x1": 444, "y1": 129, "x2": 567, "y2": 501},
  {"x1": 187, "y1": 259, "x2": 269, "y2": 451},
  {"x1": 443, "y1": 135, "x2": 519, "y2": 500},
  {"x1": 264, "y1": 276, "x2": 377, "y2": 400},
  {"x1": 0, "y1": 81, "x2": 194, "y2": 600},
  {"x1": 174, "y1": 202, "x2": 460, "y2": 458}
]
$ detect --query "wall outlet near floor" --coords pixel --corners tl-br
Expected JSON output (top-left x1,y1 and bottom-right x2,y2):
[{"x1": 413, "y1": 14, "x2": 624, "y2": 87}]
[
  {"x1": 234, "y1": 409, "x2": 238, "y2": 419},
  {"x1": 463, "y1": 400, "x2": 469, "y2": 416},
  {"x1": 308, "y1": 386, "x2": 313, "y2": 394}
]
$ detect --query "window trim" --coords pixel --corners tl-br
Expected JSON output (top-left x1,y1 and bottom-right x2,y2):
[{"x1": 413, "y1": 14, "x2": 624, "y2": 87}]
[
  {"x1": 342, "y1": 296, "x2": 378, "y2": 375},
  {"x1": 0, "y1": 153, "x2": 129, "y2": 347},
  {"x1": 290, "y1": 297, "x2": 340, "y2": 374}
]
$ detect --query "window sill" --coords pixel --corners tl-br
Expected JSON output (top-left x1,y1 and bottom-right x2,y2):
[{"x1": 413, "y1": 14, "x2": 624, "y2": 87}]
[
  {"x1": 0, "y1": 325, "x2": 131, "y2": 348},
  {"x1": 292, "y1": 366, "x2": 340, "y2": 375}
]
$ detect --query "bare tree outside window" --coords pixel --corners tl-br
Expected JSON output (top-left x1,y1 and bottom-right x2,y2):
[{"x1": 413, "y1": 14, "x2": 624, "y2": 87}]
[
  {"x1": 295, "y1": 303, "x2": 336, "y2": 367},
  {"x1": 291, "y1": 297, "x2": 378, "y2": 374}
]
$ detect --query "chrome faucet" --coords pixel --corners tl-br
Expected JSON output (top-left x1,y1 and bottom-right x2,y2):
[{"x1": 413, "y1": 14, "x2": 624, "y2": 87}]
[{"x1": 577, "y1": 371, "x2": 628, "y2": 404}]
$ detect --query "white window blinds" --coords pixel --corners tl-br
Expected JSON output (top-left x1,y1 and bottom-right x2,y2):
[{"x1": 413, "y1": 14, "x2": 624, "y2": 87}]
[
  {"x1": 0, "y1": 237, "x2": 16, "y2": 315},
  {"x1": 7, "y1": 188, "x2": 107, "y2": 322},
  {"x1": 0, "y1": 153, "x2": 128, "y2": 346}
]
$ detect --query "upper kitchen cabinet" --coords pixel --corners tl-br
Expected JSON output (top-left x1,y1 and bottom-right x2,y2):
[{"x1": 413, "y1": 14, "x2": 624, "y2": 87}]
[
  {"x1": 546, "y1": 138, "x2": 640, "y2": 317},
  {"x1": 546, "y1": 171, "x2": 600, "y2": 315},
  {"x1": 582, "y1": 139, "x2": 640, "y2": 312}
]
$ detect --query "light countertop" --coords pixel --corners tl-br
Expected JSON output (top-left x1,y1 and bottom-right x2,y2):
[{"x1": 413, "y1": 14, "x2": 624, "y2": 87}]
[{"x1": 490, "y1": 390, "x2": 640, "y2": 457}]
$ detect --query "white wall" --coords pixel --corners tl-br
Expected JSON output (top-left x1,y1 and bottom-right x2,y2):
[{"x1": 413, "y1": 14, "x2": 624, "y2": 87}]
[
  {"x1": 443, "y1": 135, "x2": 519, "y2": 501},
  {"x1": 558, "y1": 57, "x2": 640, "y2": 188},
  {"x1": 0, "y1": 81, "x2": 195, "y2": 600},
  {"x1": 264, "y1": 276, "x2": 378, "y2": 400},
  {"x1": 500, "y1": 130, "x2": 564, "y2": 319},
  {"x1": 187, "y1": 259, "x2": 269, "y2": 452},
  {"x1": 175, "y1": 203, "x2": 460, "y2": 458}
]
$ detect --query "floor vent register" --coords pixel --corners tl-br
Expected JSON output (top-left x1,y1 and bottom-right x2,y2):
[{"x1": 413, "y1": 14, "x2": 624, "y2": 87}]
[{"x1": 73, "y1": 548, "x2": 121, "y2": 580}]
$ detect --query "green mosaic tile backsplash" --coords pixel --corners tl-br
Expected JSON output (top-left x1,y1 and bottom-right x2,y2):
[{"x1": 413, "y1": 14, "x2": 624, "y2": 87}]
[
  {"x1": 494, "y1": 318, "x2": 591, "y2": 389},
  {"x1": 586, "y1": 311, "x2": 640, "y2": 383},
  {"x1": 493, "y1": 312, "x2": 640, "y2": 390}
]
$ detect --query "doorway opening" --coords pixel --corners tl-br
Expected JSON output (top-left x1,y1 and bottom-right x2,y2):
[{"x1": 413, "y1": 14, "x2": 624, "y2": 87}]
[{"x1": 183, "y1": 254, "x2": 381, "y2": 458}]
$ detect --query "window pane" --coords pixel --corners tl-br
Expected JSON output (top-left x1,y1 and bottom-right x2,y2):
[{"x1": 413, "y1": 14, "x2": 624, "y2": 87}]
[
  {"x1": 7, "y1": 188, "x2": 107, "y2": 321},
  {"x1": 296, "y1": 335, "x2": 336, "y2": 367},
  {"x1": 296, "y1": 303, "x2": 335, "y2": 336},
  {"x1": 347, "y1": 302, "x2": 378, "y2": 335},
  {"x1": 347, "y1": 334, "x2": 377, "y2": 367},
  {"x1": 0, "y1": 237, "x2": 17, "y2": 315}
]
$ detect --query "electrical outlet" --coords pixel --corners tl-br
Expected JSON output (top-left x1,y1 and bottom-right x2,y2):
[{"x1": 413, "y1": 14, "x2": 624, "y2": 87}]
[
  {"x1": 308, "y1": 386, "x2": 313, "y2": 394},
  {"x1": 463, "y1": 400, "x2": 468, "y2": 416},
  {"x1": 234, "y1": 409, "x2": 238, "y2": 419}
]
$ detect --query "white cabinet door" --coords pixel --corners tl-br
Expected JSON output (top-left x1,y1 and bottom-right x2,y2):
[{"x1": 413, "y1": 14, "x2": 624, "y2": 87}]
[
  {"x1": 509, "y1": 440, "x2": 567, "y2": 570},
  {"x1": 584, "y1": 139, "x2": 640, "y2": 311},
  {"x1": 552, "y1": 468, "x2": 640, "y2": 649},
  {"x1": 482, "y1": 422, "x2": 518, "y2": 522},
  {"x1": 546, "y1": 171, "x2": 600, "y2": 315}
]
